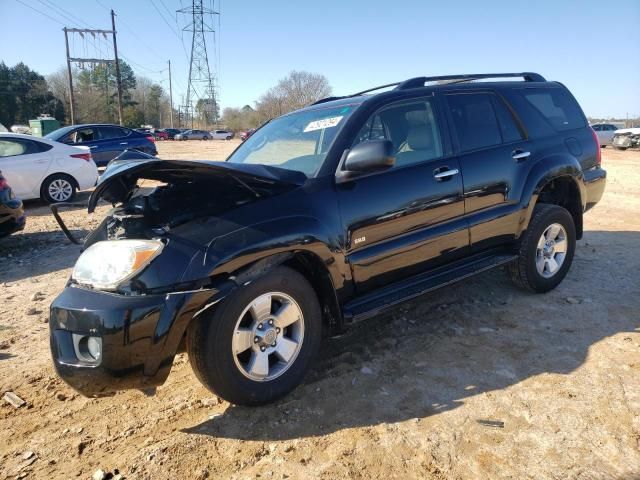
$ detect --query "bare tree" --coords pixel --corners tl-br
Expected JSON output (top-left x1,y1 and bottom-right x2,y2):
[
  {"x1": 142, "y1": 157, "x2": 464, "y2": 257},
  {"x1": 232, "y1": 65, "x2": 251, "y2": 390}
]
[{"x1": 256, "y1": 70, "x2": 332, "y2": 122}]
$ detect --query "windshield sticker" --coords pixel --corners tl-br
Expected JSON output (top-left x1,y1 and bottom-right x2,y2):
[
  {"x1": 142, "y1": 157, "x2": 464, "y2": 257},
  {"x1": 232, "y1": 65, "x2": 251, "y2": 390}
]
[{"x1": 304, "y1": 116, "x2": 343, "y2": 132}]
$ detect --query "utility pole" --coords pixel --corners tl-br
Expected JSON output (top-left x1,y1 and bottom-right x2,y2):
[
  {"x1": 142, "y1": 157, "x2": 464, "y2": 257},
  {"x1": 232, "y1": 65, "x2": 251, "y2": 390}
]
[
  {"x1": 63, "y1": 27, "x2": 76, "y2": 124},
  {"x1": 168, "y1": 59, "x2": 174, "y2": 128},
  {"x1": 111, "y1": 10, "x2": 124, "y2": 126}
]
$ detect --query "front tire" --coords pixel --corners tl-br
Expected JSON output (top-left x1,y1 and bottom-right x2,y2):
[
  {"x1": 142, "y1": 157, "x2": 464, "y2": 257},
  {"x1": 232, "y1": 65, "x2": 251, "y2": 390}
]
[
  {"x1": 508, "y1": 204, "x2": 576, "y2": 293},
  {"x1": 187, "y1": 266, "x2": 321, "y2": 406},
  {"x1": 41, "y1": 173, "x2": 77, "y2": 203}
]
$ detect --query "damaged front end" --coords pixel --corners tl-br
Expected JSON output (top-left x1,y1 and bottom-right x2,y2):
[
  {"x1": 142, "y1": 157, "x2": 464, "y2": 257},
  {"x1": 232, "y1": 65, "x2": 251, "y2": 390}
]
[
  {"x1": 49, "y1": 159, "x2": 306, "y2": 397},
  {"x1": 612, "y1": 128, "x2": 640, "y2": 150}
]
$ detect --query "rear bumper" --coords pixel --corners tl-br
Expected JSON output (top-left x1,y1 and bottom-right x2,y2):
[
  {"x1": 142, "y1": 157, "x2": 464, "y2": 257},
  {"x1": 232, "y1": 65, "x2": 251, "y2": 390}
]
[
  {"x1": 583, "y1": 167, "x2": 606, "y2": 212},
  {"x1": 49, "y1": 283, "x2": 234, "y2": 397}
]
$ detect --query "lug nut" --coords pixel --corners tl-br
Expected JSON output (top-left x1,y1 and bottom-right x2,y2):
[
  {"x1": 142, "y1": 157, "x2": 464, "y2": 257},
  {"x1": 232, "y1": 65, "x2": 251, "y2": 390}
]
[
  {"x1": 276, "y1": 327, "x2": 281, "y2": 333},
  {"x1": 254, "y1": 336, "x2": 259, "y2": 343},
  {"x1": 268, "y1": 319, "x2": 274, "y2": 326},
  {"x1": 257, "y1": 323, "x2": 263, "y2": 330},
  {"x1": 260, "y1": 346, "x2": 266, "y2": 352},
  {"x1": 271, "y1": 342, "x2": 276, "y2": 347}
]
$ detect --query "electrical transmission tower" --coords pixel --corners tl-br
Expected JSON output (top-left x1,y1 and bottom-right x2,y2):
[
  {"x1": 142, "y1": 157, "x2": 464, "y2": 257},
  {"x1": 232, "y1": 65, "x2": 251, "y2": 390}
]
[{"x1": 178, "y1": 0, "x2": 219, "y2": 128}]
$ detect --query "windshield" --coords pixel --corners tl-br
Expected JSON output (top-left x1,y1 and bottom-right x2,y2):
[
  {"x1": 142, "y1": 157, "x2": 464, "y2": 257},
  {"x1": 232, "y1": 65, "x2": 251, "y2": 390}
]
[
  {"x1": 227, "y1": 104, "x2": 355, "y2": 177},
  {"x1": 44, "y1": 125, "x2": 75, "y2": 141}
]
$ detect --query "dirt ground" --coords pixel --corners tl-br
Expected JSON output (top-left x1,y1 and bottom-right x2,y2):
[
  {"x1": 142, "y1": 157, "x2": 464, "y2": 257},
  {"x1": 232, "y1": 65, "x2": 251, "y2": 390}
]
[{"x1": 1, "y1": 141, "x2": 639, "y2": 480}]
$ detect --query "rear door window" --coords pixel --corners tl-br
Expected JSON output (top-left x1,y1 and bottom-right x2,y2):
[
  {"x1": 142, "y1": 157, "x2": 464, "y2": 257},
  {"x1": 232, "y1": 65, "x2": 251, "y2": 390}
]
[
  {"x1": 99, "y1": 127, "x2": 128, "y2": 140},
  {"x1": 520, "y1": 87, "x2": 586, "y2": 131},
  {"x1": 446, "y1": 93, "x2": 502, "y2": 152},
  {"x1": 492, "y1": 96, "x2": 524, "y2": 143}
]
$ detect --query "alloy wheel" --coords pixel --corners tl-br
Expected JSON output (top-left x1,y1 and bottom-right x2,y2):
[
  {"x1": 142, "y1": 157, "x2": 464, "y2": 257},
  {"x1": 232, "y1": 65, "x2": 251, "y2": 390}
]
[
  {"x1": 536, "y1": 223, "x2": 568, "y2": 278},
  {"x1": 232, "y1": 292, "x2": 305, "y2": 382}
]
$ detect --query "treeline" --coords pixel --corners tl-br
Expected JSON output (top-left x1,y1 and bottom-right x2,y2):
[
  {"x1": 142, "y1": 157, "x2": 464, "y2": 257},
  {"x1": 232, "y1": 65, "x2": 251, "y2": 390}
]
[
  {"x1": 1, "y1": 61, "x2": 332, "y2": 131},
  {"x1": 222, "y1": 70, "x2": 331, "y2": 131}
]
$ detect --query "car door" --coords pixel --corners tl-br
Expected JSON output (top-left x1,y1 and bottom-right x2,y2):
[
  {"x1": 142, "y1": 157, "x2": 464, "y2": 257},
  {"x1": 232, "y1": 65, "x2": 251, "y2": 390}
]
[
  {"x1": 337, "y1": 97, "x2": 467, "y2": 294},
  {"x1": 444, "y1": 90, "x2": 530, "y2": 251},
  {"x1": 60, "y1": 127, "x2": 105, "y2": 164},
  {"x1": 0, "y1": 137, "x2": 53, "y2": 199},
  {"x1": 95, "y1": 126, "x2": 132, "y2": 165}
]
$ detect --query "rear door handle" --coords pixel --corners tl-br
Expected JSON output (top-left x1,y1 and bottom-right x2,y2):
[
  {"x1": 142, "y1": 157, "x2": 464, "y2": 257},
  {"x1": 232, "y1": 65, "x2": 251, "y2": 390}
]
[
  {"x1": 512, "y1": 150, "x2": 531, "y2": 161},
  {"x1": 434, "y1": 168, "x2": 459, "y2": 180},
  {"x1": 120, "y1": 142, "x2": 128, "y2": 145},
  {"x1": 34, "y1": 159, "x2": 48, "y2": 164}
]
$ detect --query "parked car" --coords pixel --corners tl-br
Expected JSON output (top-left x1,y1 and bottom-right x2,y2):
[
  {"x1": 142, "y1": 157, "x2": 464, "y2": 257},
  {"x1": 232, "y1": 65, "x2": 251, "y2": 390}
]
[
  {"x1": 174, "y1": 129, "x2": 211, "y2": 141},
  {"x1": 45, "y1": 124, "x2": 157, "y2": 168},
  {"x1": 0, "y1": 133, "x2": 98, "y2": 203},
  {"x1": 612, "y1": 127, "x2": 640, "y2": 150},
  {"x1": 240, "y1": 129, "x2": 256, "y2": 141},
  {"x1": 590, "y1": 123, "x2": 618, "y2": 147},
  {"x1": 162, "y1": 128, "x2": 181, "y2": 140},
  {"x1": 0, "y1": 170, "x2": 25, "y2": 238},
  {"x1": 153, "y1": 129, "x2": 169, "y2": 141},
  {"x1": 210, "y1": 129, "x2": 234, "y2": 140},
  {"x1": 50, "y1": 72, "x2": 606, "y2": 406}
]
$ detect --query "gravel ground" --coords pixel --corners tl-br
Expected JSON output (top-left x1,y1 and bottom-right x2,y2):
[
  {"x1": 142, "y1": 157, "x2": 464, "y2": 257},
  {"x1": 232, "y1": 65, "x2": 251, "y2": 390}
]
[{"x1": 0, "y1": 142, "x2": 638, "y2": 480}]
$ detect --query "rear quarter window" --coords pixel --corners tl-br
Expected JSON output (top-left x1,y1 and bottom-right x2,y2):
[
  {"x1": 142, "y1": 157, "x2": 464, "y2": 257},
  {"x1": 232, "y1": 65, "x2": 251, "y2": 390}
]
[{"x1": 520, "y1": 87, "x2": 586, "y2": 132}]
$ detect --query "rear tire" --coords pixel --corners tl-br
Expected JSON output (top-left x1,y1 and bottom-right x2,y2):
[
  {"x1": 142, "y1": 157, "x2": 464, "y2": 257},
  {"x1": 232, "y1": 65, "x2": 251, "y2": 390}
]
[
  {"x1": 508, "y1": 204, "x2": 576, "y2": 293},
  {"x1": 203, "y1": 136, "x2": 209, "y2": 141},
  {"x1": 225, "y1": 136, "x2": 232, "y2": 140},
  {"x1": 187, "y1": 266, "x2": 322, "y2": 406},
  {"x1": 41, "y1": 173, "x2": 77, "y2": 204}
]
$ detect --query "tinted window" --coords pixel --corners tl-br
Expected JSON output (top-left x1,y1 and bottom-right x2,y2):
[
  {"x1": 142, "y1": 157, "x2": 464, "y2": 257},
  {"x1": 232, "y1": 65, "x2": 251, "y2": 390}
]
[
  {"x1": 353, "y1": 99, "x2": 443, "y2": 168},
  {"x1": 100, "y1": 127, "x2": 128, "y2": 140},
  {"x1": 492, "y1": 96, "x2": 523, "y2": 143},
  {"x1": 521, "y1": 87, "x2": 586, "y2": 131},
  {"x1": 446, "y1": 93, "x2": 502, "y2": 152},
  {"x1": 591, "y1": 125, "x2": 602, "y2": 131}
]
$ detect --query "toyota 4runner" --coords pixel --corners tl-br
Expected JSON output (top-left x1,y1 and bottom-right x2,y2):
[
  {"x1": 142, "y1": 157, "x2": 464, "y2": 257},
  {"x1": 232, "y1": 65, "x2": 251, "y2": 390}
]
[{"x1": 50, "y1": 72, "x2": 606, "y2": 405}]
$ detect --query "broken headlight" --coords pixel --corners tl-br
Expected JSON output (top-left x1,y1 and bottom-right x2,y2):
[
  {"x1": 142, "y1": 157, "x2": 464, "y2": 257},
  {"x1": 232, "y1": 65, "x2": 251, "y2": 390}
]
[{"x1": 72, "y1": 240, "x2": 164, "y2": 290}]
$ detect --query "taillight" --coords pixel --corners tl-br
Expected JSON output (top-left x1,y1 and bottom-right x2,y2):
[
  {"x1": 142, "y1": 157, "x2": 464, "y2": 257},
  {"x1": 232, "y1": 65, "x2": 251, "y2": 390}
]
[
  {"x1": 590, "y1": 127, "x2": 601, "y2": 166},
  {"x1": 71, "y1": 153, "x2": 92, "y2": 162},
  {"x1": 146, "y1": 135, "x2": 155, "y2": 143}
]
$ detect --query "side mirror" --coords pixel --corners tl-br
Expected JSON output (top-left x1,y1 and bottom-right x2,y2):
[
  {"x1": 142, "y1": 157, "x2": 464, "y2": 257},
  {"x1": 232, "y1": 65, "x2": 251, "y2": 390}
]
[{"x1": 336, "y1": 140, "x2": 395, "y2": 182}]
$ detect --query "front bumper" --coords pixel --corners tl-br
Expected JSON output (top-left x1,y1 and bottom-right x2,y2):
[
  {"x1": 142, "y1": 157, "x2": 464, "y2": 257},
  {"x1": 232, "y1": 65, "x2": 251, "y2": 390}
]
[
  {"x1": 583, "y1": 167, "x2": 606, "y2": 212},
  {"x1": 50, "y1": 282, "x2": 234, "y2": 397}
]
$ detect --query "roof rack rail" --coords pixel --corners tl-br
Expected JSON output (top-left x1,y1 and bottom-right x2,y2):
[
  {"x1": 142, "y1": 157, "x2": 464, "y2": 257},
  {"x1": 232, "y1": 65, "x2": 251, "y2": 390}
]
[
  {"x1": 394, "y1": 72, "x2": 545, "y2": 90},
  {"x1": 310, "y1": 72, "x2": 545, "y2": 106}
]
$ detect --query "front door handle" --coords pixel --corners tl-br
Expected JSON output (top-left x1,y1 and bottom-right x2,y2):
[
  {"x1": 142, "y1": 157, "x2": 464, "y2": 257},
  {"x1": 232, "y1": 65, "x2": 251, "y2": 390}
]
[
  {"x1": 512, "y1": 150, "x2": 531, "y2": 161},
  {"x1": 89, "y1": 145, "x2": 97, "y2": 149},
  {"x1": 434, "y1": 168, "x2": 460, "y2": 180},
  {"x1": 119, "y1": 142, "x2": 128, "y2": 145}
]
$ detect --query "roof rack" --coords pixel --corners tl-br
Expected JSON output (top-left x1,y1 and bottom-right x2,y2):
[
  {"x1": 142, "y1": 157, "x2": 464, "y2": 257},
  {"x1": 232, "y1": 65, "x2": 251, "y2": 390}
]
[
  {"x1": 311, "y1": 72, "x2": 545, "y2": 105},
  {"x1": 394, "y1": 72, "x2": 546, "y2": 90}
]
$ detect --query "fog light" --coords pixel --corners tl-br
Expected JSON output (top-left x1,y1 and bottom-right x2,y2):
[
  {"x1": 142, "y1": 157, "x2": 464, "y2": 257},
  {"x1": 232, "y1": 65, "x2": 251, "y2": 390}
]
[{"x1": 72, "y1": 334, "x2": 102, "y2": 364}]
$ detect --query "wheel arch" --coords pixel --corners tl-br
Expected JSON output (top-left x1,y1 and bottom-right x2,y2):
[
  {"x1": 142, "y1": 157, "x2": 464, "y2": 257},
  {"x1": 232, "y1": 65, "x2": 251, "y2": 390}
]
[
  {"x1": 40, "y1": 172, "x2": 79, "y2": 201},
  {"x1": 518, "y1": 154, "x2": 586, "y2": 240}
]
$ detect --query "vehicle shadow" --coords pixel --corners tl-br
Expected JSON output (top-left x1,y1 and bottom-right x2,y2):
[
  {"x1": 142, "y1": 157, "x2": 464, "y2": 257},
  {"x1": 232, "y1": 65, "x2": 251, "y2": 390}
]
[{"x1": 183, "y1": 230, "x2": 640, "y2": 441}]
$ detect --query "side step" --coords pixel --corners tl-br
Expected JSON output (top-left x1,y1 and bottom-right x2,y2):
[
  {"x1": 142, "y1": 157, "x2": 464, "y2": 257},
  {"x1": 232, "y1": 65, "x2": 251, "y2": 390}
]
[{"x1": 343, "y1": 252, "x2": 517, "y2": 323}]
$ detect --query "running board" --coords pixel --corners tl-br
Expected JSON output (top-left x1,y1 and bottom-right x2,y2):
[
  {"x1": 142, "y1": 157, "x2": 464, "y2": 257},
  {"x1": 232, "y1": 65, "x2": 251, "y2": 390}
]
[{"x1": 343, "y1": 252, "x2": 517, "y2": 323}]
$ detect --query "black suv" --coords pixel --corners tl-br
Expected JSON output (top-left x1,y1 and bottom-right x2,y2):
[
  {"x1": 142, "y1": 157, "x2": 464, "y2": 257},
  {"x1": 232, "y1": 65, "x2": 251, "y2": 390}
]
[{"x1": 50, "y1": 72, "x2": 606, "y2": 405}]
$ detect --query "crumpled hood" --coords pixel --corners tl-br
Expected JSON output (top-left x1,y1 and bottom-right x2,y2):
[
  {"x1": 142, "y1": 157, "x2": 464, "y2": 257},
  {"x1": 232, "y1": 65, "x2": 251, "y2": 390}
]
[
  {"x1": 88, "y1": 159, "x2": 307, "y2": 212},
  {"x1": 614, "y1": 127, "x2": 640, "y2": 135}
]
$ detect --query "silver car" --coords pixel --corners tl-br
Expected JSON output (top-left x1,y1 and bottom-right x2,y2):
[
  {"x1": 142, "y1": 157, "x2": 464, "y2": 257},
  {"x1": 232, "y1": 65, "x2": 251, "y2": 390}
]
[
  {"x1": 591, "y1": 123, "x2": 618, "y2": 147},
  {"x1": 209, "y1": 129, "x2": 234, "y2": 140},
  {"x1": 174, "y1": 129, "x2": 210, "y2": 141}
]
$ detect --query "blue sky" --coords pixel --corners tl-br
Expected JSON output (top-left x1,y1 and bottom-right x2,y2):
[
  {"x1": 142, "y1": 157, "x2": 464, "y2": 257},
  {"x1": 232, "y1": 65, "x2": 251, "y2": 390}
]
[{"x1": 1, "y1": 0, "x2": 639, "y2": 118}]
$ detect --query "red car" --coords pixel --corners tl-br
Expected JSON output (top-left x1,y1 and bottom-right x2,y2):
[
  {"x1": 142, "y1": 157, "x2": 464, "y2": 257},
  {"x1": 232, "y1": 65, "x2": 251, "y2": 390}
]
[
  {"x1": 240, "y1": 128, "x2": 256, "y2": 141},
  {"x1": 153, "y1": 129, "x2": 169, "y2": 140},
  {"x1": 0, "y1": 171, "x2": 25, "y2": 238}
]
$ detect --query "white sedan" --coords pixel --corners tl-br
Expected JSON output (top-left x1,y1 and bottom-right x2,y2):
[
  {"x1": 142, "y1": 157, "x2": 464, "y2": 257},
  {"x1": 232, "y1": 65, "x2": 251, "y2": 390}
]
[{"x1": 0, "y1": 133, "x2": 99, "y2": 203}]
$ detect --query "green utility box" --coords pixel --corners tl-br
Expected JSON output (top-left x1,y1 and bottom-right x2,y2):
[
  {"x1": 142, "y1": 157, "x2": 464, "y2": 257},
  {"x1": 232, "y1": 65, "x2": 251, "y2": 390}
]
[{"x1": 29, "y1": 117, "x2": 60, "y2": 137}]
